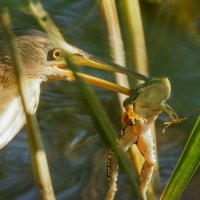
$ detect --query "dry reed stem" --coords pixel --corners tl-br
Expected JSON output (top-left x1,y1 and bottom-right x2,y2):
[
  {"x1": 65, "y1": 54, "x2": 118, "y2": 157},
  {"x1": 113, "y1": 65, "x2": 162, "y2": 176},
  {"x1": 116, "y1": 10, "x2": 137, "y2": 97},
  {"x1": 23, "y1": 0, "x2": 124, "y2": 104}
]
[
  {"x1": 0, "y1": 8, "x2": 55, "y2": 200},
  {"x1": 100, "y1": 0, "x2": 129, "y2": 108},
  {"x1": 100, "y1": 1, "x2": 157, "y2": 200},
  {"x1": 121, "y1": 0, "x2": 160, "y2": 199}
]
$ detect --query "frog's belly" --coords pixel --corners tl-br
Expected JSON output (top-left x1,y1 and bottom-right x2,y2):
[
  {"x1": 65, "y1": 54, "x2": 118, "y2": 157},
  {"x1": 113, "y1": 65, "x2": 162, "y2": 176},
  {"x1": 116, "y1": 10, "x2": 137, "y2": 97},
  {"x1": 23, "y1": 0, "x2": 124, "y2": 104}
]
[{"x1": 136, "y1": 107, "x2": 162, "y2": 122}]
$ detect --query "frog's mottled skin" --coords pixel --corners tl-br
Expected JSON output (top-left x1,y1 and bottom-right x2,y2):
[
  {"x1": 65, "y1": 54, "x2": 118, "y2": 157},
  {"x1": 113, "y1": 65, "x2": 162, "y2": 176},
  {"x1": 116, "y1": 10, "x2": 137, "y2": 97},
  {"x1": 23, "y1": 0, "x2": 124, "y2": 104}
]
[{"x1": 105, "y1": 77, "x2": 185, "y2": 200}]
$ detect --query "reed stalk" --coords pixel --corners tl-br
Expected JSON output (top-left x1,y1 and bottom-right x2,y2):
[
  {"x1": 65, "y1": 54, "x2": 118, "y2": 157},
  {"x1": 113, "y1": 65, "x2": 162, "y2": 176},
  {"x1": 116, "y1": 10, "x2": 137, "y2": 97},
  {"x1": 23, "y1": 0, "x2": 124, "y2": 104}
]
[
  {"x1": 100, "y1": 0, "x2": 129, "y2": 107},
  {"x1": 120, "y1": 0, "x2": 160, "y2": 199},
  {"x1": 0, "y1": 8, "x2": 55, "y2": 200}
]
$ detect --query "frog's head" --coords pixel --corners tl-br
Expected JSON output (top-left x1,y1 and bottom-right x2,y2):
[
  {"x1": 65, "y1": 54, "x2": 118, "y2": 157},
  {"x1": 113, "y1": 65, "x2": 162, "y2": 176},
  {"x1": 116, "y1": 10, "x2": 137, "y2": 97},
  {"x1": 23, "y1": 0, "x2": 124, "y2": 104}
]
[{"x1": 138, "y1": 77, "x2": 171, "y2": 105}]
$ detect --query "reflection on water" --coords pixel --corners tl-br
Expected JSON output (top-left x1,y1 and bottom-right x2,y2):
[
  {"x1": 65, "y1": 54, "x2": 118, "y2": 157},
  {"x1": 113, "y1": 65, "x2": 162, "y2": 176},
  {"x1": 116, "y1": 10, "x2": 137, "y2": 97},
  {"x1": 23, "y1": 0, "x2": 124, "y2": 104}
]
[{"x1": 0, "y1": 0, "x2": 200, "y2": 199}]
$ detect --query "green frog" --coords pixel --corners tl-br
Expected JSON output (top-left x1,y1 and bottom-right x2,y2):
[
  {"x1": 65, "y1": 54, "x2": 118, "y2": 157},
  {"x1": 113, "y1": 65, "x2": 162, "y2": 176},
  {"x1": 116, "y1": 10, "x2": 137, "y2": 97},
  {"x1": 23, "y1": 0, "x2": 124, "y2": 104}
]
[{"x1": 105, "y1": 77, "x2": 186, "y2": 200}]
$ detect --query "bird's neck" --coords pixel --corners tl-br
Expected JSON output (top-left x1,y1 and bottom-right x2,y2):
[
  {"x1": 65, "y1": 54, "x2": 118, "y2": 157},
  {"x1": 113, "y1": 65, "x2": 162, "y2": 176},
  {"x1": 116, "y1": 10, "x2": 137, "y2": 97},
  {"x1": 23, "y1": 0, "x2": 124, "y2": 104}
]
[
  {"x1": 0, "y1": 78, "x2": 42, "y2": 113},
  {"x1": 0, "y1": 78, "x2": 42, "y2": 148}
]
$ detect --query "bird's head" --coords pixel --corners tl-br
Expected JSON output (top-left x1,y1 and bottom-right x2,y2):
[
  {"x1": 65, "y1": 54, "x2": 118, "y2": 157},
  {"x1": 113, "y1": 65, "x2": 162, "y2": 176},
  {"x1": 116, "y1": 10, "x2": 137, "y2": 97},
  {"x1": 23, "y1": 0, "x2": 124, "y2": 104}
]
[
  {"x1": 14, "y1": 29, "x2": 73, "y2": 82},
  {"x1": 0, "y1": 29, "x2": 148, "y2": 94}
]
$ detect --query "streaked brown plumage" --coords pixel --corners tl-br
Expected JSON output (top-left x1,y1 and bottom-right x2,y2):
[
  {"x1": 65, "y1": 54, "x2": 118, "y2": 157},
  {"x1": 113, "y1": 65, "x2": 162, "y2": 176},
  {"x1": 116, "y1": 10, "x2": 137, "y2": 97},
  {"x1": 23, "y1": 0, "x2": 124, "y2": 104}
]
[{"x1": 0, "y1": 29, "x2": 72, "y2": 148}]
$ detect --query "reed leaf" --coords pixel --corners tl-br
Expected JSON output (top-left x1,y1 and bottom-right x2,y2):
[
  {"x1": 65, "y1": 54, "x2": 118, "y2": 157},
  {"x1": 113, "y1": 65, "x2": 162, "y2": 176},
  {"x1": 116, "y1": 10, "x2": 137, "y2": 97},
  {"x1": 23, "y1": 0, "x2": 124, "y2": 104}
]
[{"x1": 161, "y1": 116, "x2": 200, "y2": 200}]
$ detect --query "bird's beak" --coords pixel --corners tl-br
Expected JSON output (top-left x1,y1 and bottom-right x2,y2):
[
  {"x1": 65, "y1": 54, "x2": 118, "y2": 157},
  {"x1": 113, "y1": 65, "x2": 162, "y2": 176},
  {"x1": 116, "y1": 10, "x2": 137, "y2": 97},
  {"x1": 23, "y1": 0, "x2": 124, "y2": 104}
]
[
  {"x1": 52, "y1": 60, "x2": 131, "y2": 95},
  {"x1": 52, "y1": 51, "x2": 149, "y2": 95},
  {"x1": 72, "y1": 52, "x2": 148, "y2": 81}
]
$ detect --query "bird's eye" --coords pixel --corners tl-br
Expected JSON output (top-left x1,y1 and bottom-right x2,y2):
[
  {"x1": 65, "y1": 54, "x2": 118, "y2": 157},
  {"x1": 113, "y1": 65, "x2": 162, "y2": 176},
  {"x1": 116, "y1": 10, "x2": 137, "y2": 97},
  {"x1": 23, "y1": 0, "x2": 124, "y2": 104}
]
[{"x1": 52, "y1": 49, "x2": 62, "y2": 59}]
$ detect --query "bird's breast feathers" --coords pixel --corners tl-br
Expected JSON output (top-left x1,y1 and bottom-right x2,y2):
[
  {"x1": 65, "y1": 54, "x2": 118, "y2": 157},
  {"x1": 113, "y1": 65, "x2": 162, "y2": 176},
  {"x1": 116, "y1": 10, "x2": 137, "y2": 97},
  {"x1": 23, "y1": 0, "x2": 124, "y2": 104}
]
[{"x1": 0, "y1": 79, "x2": 41, "y2": 148}]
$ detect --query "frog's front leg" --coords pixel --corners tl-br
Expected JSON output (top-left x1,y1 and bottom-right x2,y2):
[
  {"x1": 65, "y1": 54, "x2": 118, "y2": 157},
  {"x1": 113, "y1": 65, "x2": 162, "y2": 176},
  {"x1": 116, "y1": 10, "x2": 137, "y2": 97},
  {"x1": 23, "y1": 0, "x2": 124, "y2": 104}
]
[
  {"x1": 105, "y1": 125, "x2": 137, "y2": 200},
  {"x1": 137, "y1": 129, "x2": 156, "y2": 200},
  {"x1": 162, "y1": 103, "x2": 187, "y2": 133},
  {"x1": 122, "y1": 104, "x2": 147, "y2": 125}
]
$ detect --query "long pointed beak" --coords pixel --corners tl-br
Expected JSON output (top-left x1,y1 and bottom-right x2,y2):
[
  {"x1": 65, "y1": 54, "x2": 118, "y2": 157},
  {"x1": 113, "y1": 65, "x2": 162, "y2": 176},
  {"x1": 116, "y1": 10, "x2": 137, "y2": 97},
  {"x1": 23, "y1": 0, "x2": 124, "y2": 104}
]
[
  {"x1": 54, "y1": 50, "x2": 149, "y2": 96},
  {"x1": 53, "y1": 66, "x2": 131, "y2": 95},
  {"x1": 72, "y1": 51, "x2": 149, "y2": 81},
  {"x1": 75, "y1": 71, "x2": 131, "y2": 95}
]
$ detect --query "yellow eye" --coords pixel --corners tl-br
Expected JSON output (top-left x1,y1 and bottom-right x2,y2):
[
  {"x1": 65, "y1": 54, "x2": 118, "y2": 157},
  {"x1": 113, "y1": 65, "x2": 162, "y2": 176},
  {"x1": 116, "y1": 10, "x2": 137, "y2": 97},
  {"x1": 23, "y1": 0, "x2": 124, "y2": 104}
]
[{"x1": 52, "y1": 49, "x2": 62, "y2": 59}]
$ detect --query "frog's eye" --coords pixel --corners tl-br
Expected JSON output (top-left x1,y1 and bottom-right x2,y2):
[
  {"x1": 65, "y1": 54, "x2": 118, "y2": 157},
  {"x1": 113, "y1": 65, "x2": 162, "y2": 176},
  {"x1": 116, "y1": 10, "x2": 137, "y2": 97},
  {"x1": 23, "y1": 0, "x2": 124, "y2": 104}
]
[{"x1": 52, "y1": 49, "x2": 62, "y2": 59}]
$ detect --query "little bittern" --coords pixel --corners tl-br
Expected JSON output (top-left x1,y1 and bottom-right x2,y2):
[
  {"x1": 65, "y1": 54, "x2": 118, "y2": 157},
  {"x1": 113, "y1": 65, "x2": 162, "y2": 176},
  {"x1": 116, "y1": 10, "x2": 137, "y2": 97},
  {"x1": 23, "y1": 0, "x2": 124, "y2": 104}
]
[{"x1": 0, "y1": 29, "x2": 148, "y2": 148}]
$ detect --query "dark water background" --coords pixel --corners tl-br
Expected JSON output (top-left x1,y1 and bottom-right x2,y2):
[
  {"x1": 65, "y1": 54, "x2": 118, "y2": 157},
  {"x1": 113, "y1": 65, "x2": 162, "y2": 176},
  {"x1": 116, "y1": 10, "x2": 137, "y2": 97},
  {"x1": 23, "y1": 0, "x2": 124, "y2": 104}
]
[{"x1": 0, "y1": 0, "x2": 200, "y2": 200}]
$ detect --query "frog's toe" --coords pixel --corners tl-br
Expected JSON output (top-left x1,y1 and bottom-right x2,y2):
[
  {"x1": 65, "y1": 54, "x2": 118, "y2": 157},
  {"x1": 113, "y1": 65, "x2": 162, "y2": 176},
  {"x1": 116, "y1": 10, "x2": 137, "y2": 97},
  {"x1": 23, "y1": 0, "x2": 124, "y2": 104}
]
[
  {"x1": 177, "y1": 117, "x2": 187, "y2": 123},
  {"x1": 163, "y1": 117, "x2": 187, "y2": 133},
  {"x1": 163, "y1": 122, "x2": 172, "y2": 133},
  {"x1": 136, "y1": 115, "x2": 147, "y2": 123},
  {"x1": 127, "y1": 112, "x2": 147, "y2": 123},
  {"x1": 171, "y1": 117, "x2": 187, "y2": 126}
]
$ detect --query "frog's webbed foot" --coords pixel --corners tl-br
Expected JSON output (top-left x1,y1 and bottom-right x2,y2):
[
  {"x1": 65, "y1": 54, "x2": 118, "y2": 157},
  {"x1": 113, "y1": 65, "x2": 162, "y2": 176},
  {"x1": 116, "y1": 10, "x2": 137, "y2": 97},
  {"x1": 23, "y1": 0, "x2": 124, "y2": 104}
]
[
  {"x1": 128, "y1": 110, "x2": 147, "y2": 122},
  {"x1": 162, "y1": 103, "x2": 187, "y2": 133},
  {"x1": 122, "y1": 104, "x2": 147, "y2": 125},
  {"x1": 163, "y1": 117, "x2": 187, "y2": 133}
]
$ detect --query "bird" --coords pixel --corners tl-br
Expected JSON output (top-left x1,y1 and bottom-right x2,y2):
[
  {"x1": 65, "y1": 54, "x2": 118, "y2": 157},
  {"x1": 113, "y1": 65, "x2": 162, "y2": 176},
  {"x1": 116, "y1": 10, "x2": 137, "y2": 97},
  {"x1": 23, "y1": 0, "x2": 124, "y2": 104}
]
[
  {"x1": 0, "y1": 29, "x2": 148, "y2": 149},
  {"x1": 0, "y1": 29, "x2": 70, "y2": 148}
]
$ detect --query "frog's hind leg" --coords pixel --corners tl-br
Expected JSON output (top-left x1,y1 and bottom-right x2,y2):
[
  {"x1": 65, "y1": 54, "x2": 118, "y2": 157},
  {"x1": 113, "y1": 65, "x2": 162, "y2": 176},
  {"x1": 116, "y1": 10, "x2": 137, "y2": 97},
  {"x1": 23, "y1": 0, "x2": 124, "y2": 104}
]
[
  {"x1": 105, "y1": 125, "x2": 137, "y2": 200},
  {"x1": 137, "y1": 130, "x2": 156, "y2": 200},
  {"x1": 105, "y1": 149, "x2": 118, "y2": 200}
]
